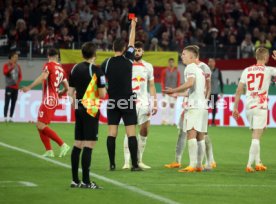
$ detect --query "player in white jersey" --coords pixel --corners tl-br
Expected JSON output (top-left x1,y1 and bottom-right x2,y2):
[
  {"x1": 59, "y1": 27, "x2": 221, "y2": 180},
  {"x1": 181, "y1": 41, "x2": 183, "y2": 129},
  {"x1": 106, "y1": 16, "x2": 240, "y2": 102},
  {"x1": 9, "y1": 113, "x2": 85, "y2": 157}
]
[
  {"x1": 123, "y1": 41, "x2": 158, "y2": 169},
  {"x1": 233, "y1": 48, "x2": 276, "y2": 172},
  {"x1": 163, "y1": 45, "x2": 207, "y2": 172}
]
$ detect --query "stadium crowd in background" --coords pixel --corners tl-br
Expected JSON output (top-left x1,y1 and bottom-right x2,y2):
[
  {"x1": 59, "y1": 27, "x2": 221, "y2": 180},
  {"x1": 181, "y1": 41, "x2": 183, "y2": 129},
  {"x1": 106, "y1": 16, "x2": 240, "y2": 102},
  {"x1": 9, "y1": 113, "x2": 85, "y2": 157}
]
[{"x1": 1, "y1": 0, "x2": 276, "y2": 58}]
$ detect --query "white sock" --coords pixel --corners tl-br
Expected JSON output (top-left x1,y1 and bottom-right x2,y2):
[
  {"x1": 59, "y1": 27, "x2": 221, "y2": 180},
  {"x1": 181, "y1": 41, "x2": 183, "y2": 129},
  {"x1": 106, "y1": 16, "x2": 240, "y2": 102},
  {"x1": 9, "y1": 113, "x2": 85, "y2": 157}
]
[
  {"x1": 161, "y1": 106, "x2": 167, "y2": 122},
  {"x1": 188, "y1": 138, "x2": 198, "y2": 168},
  {"x1": 205, "y1": 134, "x2": 215, "y2": 167},
  {"x1": 138, "y1": 134, "x2": 147, "y2": 163},
  {"x1": 254, "y1": 139, "x2": 261, "y2": 165},
  {"x1": 123, "y1": 135, "x2": 130, "y2": 165},
  {"x1": 175, "y1": 130, "x2": 186, "y2": 164},
  {"x1": 169, "y1": 108, "x2": 175, "y2": 124},
  {"x1": 247, "y1": 139, "x2": 259, "y2": 168},
  {"x1": 197, "y1": 140, "x2": 206, "y2": 168}
]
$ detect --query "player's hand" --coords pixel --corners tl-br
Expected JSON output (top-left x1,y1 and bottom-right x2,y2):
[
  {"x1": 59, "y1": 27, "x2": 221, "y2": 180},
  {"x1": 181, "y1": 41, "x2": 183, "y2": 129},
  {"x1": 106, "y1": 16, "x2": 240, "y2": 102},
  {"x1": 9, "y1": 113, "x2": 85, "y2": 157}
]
[
  {"x1": 232, "y1": 109, "x2": 240, "y2": 120},
  {"x1": 272, "y1": 50, "x2": 276, "y2": 60},
  {"x1": 21, "y1": 86, "x2": 30, "y2": 93},
  {"x1": 162, "y1": 87, "x2": 174, "y2": 95},
  {"x1": 151, "y1": 107, "x2": 158, "y2": 116},
  {"x1": 220, "y1": 93, "x2": 224, "y2": 98}
]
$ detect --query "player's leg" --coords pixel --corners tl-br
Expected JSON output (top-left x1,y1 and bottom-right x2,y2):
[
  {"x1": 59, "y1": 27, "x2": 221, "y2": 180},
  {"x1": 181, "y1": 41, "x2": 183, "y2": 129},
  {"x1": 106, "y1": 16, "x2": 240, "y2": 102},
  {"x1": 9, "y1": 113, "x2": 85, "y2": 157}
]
[
  {"x1": 178, "y1": 129, "x2": 198, "y2": 172},
  {"x1": 37, "y1": 105, "x2": 70, "y2": 157},
  {"x1": 211, "y1": 94, "x2": 218, "y2": 125},
  {"x1": 245, "y1": 109, "x2": 267, "y2": 172},
  {"x1": 161, "y1": 95, "x2": 168, "y2": 125},
  {"x1": 9, "y1": 88, "x2": 18, "y2": 121},
  {"x1": 138, "y1": 120, "x2": 151, "y2": 169},
  {"x1": 168, "y1": 96, "x2": 176, "y2": 125},
  {"x1": 204, "y1": 133, "x2": 216, "y2": 169},
  {"x1": 122, "y1": 134, "x2": 131, "y2": 169},
  {"x1": 165, "y1": 111, "x2": 186, "y2": 168},
  {"x1": 107, "y1": 125, "x2": 118, "y2": 170},
  {"x1": 196, "y1": 132, "x2": 205, "y2": 171},
  {"x1": 4, "y1": 87, "x2": 12, "y2": 121},
  {"x1": 36, "y1": 121, "x2": 54, "y2": 156}
]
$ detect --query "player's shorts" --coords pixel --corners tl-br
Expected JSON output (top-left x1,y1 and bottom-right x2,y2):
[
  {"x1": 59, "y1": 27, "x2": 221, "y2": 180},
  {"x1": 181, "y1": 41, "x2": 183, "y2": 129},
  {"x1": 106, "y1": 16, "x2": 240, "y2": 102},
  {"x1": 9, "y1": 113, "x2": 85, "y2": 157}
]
[
  {"x1": 183, "y1": 108, "x2": 208, "y2": 133},
  {"x1": 163, "y1": 94, "x2": 177, "y2": 104},
  {"x1": 136, "y1": 104, "x2": 151, "y2": 125},
  {"x1": 246, "y1": 108, "x2": 268, "y2": 130},
  {"x1": 75, "y1": 105, "x2": 99, "y2": 141},
  {"x1": 107, "y1": 97, "x2": 137, "y2": 126},
  {"x1": 37, "y1": 104, "x2": 56, "y2": 124}
]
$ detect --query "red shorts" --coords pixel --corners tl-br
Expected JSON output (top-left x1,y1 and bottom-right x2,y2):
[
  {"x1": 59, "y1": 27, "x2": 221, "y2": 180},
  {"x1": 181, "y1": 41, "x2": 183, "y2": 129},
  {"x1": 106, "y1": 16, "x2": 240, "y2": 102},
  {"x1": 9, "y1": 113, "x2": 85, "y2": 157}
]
[{"x1": 37, "y1": 104, "x2": 56, "y2": 124}]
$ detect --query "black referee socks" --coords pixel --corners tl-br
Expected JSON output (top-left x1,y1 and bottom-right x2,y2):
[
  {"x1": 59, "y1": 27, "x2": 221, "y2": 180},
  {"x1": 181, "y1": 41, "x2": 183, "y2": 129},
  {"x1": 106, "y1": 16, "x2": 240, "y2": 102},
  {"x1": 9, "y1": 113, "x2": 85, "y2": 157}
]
[
  {"x1": 71, "y1": 146, "x2": 81, "y2": 183},
  {"x1": 81, "y1": 147, "x2": 92, "y2": 184},
  {"x1": 107, "y1": 136, "x2": 116, "y2": 167},
  {"x1": 128, "y1": 136, "x2": 139, "y2": 168}
]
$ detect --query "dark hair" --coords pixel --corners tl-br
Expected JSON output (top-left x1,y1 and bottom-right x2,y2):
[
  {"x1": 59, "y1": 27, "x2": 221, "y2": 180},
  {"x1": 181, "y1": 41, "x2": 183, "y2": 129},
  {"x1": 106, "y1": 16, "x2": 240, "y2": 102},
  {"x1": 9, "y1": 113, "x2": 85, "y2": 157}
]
[
  {"x1": 81, "y1": 42, "x2": 96, "y2": 59},
  {"x1": 168, "y1": 58, "x2": 174, "y2": 62},
  {"x1": 135, "y1": 41, "x2": 144, "y2": 49},
  {"x1": 183, "y1": 45, "x2": 199, "y2": 58},
  {"x1": 47, "y1": 48, "x2": 59, "y2": 57},
  {"x1": 8, "y1": 51, "x2": 18, "y2": 59},
  {"x1": 113, "y1": 38, "x2": 126, "y2": 52}
]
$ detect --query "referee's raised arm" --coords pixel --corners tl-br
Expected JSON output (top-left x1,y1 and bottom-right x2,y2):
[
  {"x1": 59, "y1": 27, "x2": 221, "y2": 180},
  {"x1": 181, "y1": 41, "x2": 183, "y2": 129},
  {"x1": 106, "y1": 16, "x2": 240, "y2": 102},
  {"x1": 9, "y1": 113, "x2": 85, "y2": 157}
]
[{"x1": 128, "y1": 18, "x2": 137, "y2": 48}]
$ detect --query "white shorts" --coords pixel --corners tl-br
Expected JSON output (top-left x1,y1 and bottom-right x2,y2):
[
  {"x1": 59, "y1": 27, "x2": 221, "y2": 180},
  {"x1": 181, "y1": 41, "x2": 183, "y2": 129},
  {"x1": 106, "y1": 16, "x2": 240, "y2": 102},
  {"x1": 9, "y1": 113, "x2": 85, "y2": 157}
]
[
  {"x1": 136, "y1": 105, "x2": 151, "y2": 125},
  {"x1": 183, "y1": 109, "x2": 208, "y2": 133},
  {"x1": 246, "y1": 109, "x2": 267, "y2": 129},
  {"x1": 164, "y1": 95, "x2": 177, "y2": 104}
]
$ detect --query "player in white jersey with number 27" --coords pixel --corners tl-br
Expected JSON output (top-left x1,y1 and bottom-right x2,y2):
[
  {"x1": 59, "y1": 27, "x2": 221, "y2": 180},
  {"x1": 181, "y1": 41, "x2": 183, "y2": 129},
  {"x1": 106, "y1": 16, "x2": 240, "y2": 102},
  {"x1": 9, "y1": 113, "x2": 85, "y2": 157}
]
[
  {"x1": 123, "y1": 41, "x2": 158, "y2": 169},
  {"x1": 233, "y1": 48, "x2": 276, "y2": 172}
]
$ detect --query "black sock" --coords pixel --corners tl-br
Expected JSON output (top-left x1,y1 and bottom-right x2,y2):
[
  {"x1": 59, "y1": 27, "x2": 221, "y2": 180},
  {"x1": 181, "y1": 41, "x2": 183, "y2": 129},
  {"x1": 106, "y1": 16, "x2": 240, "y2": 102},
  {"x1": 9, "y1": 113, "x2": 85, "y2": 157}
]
[
  {"x1": 107, "y1": 136, "x2": 116, "y2": 166},
  {"x1": 71, "y1": 146, "x2": 81, "y2": 183},
  {"x1": 128, "y1": 136, "x2": 138, "y2": 168},
  {"x1": 81, "y1": 147, "x2": 92, "y2": 184}
]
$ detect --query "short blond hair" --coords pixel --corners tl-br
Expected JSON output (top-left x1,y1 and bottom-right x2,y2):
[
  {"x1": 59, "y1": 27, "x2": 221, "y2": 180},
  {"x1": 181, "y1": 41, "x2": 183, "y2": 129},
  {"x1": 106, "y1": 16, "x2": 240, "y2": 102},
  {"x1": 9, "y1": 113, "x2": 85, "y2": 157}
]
[
  {"x1": 184, "y1": 45, "x2": 199, "y2": 58},
  {"x1": 255, "y1": 47, "x2": 269, "y2": 61}
]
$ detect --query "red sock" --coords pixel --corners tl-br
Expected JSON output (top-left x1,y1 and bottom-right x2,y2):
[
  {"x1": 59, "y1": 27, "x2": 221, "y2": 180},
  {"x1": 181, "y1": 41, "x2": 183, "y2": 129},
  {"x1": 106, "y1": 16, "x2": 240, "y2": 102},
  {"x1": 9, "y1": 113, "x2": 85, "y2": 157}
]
[
  {"x1": 42, "y1": 127, "x2": 64, "y2": 146},
  {"x1": 38, "y1": 130, "x2": 52, "y2": 150}
]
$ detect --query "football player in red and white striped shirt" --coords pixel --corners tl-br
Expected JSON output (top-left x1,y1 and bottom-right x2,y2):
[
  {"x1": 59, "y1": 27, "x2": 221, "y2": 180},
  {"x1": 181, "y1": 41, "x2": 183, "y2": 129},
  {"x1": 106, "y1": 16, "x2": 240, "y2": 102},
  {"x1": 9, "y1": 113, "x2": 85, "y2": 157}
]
[
  {"x1": 21, "y1": 48, "x2": 70, "y2": 158},
  {"x1": 233, "y1": 48, "x2": 276, "y2": 172}
]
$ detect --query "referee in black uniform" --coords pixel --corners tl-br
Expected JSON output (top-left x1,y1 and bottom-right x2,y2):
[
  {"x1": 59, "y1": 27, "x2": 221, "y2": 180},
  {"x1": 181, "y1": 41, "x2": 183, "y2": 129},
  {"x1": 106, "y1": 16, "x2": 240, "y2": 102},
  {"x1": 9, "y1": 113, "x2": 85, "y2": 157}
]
[
  {"x1": 101, "y1": 18, "x2": 141, "y2": 171},
  {"x1": 68, "y1": 42, "x2": 106, "y2": 188}
]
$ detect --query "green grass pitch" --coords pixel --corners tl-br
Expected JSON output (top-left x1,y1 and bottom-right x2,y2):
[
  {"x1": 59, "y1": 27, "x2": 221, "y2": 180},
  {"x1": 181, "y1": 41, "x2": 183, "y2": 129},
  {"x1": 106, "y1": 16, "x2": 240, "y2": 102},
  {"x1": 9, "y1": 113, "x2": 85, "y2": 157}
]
[{"x1": 1, "y1": 123, "x2": 276, "y2": 204}]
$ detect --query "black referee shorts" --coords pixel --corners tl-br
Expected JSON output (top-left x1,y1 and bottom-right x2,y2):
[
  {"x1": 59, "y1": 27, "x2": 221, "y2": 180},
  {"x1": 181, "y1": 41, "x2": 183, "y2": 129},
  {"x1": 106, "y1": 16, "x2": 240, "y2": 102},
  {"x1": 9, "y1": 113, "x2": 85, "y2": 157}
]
[
  {"x1": 75, "y1": 105, "x2": 99, "y2": 141},
  {"x1": 107, "y1": 97, "x2": 137, "y2": 126}
]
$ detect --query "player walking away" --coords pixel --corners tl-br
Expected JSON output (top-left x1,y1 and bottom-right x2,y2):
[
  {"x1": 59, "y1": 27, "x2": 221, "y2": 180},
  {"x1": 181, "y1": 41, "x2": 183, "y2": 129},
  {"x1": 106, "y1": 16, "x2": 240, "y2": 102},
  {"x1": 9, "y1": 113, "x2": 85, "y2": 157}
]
[
  {"x1": 122, "y1": 41, "x2": 158, "y2": 170},
  {"x1": 68, "y1": 42, "x2": 106, "y2": 189},
  {"x1": 101, "y1": 18, "x2": 142, "y2": 171},
  {"x1": 3, "y1": 51, "x2": 22, "y2": 122},
  {"x1": 208, "y1": 58, "x2": 224, "y2": 126},
  {"x1": 163, "y1": 46, "x2": 207, "y2": 173},
  {"x1": 160, "y1": 58, "x2": 181, "y2": 125},
  {"x1": 21, "y1": 48, "x2": 70, "y2": 158},
  {"x1": 233, "y1": 48, "x2": 276, "y2": 173}
]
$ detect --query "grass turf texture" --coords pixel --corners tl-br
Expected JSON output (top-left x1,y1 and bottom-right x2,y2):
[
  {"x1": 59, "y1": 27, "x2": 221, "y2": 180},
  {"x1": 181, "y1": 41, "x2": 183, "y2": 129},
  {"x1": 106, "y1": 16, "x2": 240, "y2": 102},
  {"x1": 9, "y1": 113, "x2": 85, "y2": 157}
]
[{"x1": 1, "y1": 123, "x2": 276, "y2": 204}]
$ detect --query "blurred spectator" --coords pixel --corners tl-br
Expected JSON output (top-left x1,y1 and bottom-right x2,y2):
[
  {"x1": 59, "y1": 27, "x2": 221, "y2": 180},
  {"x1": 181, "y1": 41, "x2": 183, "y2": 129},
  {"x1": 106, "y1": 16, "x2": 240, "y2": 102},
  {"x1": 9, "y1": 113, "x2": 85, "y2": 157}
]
[
  {"x1": 57, "y1": 26, "x2": 73, "y2": 48},
  {"x1": 0, "y1": 0, "x2": 275, "y2": 58},
  {"x1": 255, "y1": 33, "x2": 272, "y2": 50},
  {"x1": 241, "y1": 33, "x2": 255, "y2": 58}
]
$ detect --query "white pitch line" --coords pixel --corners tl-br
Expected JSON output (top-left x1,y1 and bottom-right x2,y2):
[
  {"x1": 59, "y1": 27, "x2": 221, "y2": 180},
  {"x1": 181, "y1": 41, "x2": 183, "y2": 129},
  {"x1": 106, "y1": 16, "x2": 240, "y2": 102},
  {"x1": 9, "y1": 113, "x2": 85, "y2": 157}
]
[
  {"x1": 0, "y1": 142, "x2": 179, "y2": 204},
  {"x1": 144, "y1": 184, "x2": 276, "y2": 188},
  {"x1": 0, "y1": 181, "x2": 37, "y2": 187}
]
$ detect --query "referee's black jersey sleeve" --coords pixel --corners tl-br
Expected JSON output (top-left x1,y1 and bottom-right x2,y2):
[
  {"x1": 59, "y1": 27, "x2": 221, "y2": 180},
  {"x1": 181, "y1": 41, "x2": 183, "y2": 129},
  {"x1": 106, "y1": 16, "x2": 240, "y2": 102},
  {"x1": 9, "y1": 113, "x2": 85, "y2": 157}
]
[
  {"x1": 94, "y1": 67, "x2": 106, "y2": 88},
  {"x1": 124, "y1": 46, "x2": 135, "y2": 61},
  {"x1": 100, "y1": 59, "x2": 108, "y2": 75}
]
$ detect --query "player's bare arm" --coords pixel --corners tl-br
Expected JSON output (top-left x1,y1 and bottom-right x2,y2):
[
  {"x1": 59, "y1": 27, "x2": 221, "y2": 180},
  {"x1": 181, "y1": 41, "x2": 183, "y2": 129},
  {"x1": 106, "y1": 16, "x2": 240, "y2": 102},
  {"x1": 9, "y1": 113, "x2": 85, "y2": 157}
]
[
  {"x1": 21, "y1": 71, "x2": 49, "y2": 93},
  {"x1": 233, "y1": 82, "x2": 245, "y2": 120},
  {"x1": 272, "y1": 50, "x2": 276, "y2": 60},
  {"x1": 163, "y1": 77, "x2": 195, "y2": 94},
  {"x1": 68, "y1": 87, "x2": 76, "y2": 109},
  {"x1": 98, "y1": 87, "x2": 107, "y2": 99},
  {"x1": 205, "y1": 78, "x2": 211, "y2": 99},
  {"x1": 58, "y1": 79, "x2": 69, "y2": 97},
  {"x1": 128, "y1": 18, "x2": 137, "y2": 47},
  {"x1": 149, "y1": 79, "x2": 157, "y2": 115}
]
